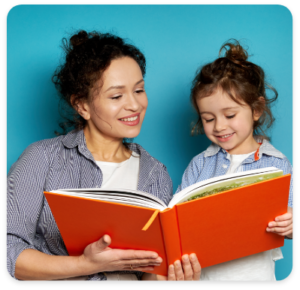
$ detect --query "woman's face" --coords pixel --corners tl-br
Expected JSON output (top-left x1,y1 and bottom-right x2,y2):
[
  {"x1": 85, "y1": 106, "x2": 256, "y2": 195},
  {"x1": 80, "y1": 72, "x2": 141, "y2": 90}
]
[{"x1": 82, "y1": 57, "x2": 148, "y2": 141}]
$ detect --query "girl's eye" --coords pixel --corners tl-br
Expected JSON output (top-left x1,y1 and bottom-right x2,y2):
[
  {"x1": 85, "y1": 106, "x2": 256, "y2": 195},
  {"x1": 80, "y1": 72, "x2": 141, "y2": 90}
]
[
  {"x1": 205, "y1": 118, "x2": 214, "y2": 123},
  {"x1": 226, "y1": 115, "x2": 235, "y2": 119},
  {"x1": 111, "y1": 95, "x2": 122, "y2": 100}
]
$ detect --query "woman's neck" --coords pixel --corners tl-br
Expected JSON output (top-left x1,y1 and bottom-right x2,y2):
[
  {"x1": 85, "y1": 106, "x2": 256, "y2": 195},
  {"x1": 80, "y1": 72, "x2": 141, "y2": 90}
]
[{"x1": 83, "y1": 127, "x2": 131, "y2": 162}]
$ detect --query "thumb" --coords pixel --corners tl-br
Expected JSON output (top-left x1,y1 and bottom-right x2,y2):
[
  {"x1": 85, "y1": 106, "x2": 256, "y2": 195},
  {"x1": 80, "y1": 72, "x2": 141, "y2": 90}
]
[
  {"x1": 95, "y1": 234, "x2": 111, "y2": 251},
  {"x1": 156, "y1": 275, "x2": 167, "y2": 281}
]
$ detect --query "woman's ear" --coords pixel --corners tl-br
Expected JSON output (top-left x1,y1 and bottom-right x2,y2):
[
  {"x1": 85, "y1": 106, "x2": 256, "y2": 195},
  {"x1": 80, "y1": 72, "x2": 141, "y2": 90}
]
[
  {"x1": 70, "y1": 94, "x2": 91, "y2": 121},
  {"x1": 253, "y1": 96, "x2": 265, "y2": 121}
]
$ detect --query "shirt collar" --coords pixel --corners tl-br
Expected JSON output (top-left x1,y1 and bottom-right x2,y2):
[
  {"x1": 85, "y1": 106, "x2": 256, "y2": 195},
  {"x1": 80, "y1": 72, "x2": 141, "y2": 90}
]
[
  {"x1": 61, "y1": 130, "x2": 162, "y2": 190},
  {"x1": 203, "y1": 137, "x2": 285, "y2": 159},
  {"x1": 61, "y1": 129, "x2": 95, "y2": 161}
]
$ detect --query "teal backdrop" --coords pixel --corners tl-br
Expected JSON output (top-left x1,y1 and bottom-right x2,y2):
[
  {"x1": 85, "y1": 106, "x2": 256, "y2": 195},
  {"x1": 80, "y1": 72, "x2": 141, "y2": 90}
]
[{"x1": 7, "y1": 5, "x2": 293, "y2": 280}]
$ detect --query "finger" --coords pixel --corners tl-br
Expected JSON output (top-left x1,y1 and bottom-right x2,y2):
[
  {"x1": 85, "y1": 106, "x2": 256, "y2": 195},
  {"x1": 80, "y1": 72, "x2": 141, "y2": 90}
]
[
  {"x1": 174, "y1": 260, "x2": 184, "y2": 281},
  {"x1": 181, "y1": 254, "x2": 193, "y2": 280},
  {"x1": 115, "y1": 249, "x2": 159, "y2": 260},
  {"x1": 266, "y1": 224, "x2": 293, "y2": 234},
  {"x1": 94, "y1": 234, "x2": 111, "y2": 252},
  {"x1": 274, "y1": 213, "x2": 292, "y2": 222},
  {"x1": 121, "y1": 257, "x2": 163, "y2": 268},
  {"x1": 157, "y1": 274, "x2": 168, "y2": 281},
  {"x1": 190, "y1": 253, "x2": 201, "y2": 280},
  {"x1": 268, "y1": 220, "x2": 292, "y2": 228},
  {"x1": 167, "y1": 264, "x2": 176, "y2": 281},
  {"x1": 270, "y1": 230, "x2": 293, "y2": 237}
]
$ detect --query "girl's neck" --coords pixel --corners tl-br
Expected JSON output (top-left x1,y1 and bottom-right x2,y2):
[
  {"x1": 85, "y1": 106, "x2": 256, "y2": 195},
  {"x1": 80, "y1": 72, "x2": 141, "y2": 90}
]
[{"x1": 83, "y1": 126, "x2": 131, "y2": 163}]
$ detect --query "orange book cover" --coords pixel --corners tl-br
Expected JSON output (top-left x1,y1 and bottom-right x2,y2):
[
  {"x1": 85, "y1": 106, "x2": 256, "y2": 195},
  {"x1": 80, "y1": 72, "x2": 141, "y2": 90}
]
[{"x1": 44, "y1": 174, "x2": 290, "y2": 276}]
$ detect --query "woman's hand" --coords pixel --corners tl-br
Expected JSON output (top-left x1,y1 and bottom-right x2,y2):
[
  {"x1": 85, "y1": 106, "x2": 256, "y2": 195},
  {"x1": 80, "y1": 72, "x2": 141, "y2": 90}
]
[
  {"x1": 266, "y1": 207, "x2": 293, "y2": 239},
  {"x1": 79, "y1": 234, "x2": 163, "y2": 275},
  {"x1": 156, "y1": 253, "x2": 201, "y2": 281}
]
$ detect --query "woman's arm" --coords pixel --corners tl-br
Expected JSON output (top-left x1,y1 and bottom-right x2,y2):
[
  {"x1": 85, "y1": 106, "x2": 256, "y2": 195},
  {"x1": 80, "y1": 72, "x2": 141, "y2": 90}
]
[{"x1": 15, "y1": 235, "x2": 162, "y2": 280}]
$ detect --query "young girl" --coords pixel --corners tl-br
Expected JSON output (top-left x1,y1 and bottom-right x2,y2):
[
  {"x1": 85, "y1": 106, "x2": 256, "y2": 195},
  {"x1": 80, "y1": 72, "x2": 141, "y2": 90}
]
[{"x1": 176, "y1": 40, "x2": 293, "y2": 281}]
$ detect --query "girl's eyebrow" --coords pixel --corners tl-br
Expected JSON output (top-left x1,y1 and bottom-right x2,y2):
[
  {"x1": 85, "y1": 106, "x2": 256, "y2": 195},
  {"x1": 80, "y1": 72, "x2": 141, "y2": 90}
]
[
  {"x1": 200, "y1": 106, "x2": 240, "y2": 115},
  {"x1": 222, "y1": 106, "x2": 240, "y2": 111},
  {"x1": 104, "y1": 79, "x2": 144, "y2": 93}
]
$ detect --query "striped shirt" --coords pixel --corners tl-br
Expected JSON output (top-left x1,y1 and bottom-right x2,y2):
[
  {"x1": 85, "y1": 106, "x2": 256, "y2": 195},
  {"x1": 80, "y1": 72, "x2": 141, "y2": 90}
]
[
  {"x1": 176, "y1": 138, "x2": 293, "y2": 207},
  {"x1": 7, "y1": 129, "x2": 173, "y2": 280}
]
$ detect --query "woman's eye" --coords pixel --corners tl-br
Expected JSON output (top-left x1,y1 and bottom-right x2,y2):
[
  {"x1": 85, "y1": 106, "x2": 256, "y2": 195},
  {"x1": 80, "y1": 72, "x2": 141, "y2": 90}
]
[
  {"x1": 226, "y1": 115, "x2": 235, "y2": 119},
  {"x1": 135, "y1": 89, "x2": 145, "y2": 94}
]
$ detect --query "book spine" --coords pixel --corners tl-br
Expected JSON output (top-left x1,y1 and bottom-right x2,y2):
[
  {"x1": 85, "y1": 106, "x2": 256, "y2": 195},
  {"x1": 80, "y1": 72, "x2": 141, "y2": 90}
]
[{"x1": 159, "y1": 207, "x2": 182, "y2": 267}]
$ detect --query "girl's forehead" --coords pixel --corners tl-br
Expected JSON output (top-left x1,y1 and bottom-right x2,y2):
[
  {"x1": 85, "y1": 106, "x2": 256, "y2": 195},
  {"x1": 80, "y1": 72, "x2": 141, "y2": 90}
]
[{"x1": 198, "y1": 90, "x2": 247, "y2": 112}]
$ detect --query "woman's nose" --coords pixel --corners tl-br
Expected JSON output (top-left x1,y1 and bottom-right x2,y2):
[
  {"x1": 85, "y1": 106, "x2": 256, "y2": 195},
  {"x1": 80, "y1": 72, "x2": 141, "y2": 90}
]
[{"x1": 125, "y1": 93, "x2": 140, "y2": 111}]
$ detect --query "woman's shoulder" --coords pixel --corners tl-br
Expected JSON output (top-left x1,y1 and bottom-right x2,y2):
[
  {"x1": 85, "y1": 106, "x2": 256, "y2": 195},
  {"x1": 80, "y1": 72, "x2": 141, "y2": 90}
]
[{"x1": 128, "y1": 143, "x2": 166, "y2": 169}]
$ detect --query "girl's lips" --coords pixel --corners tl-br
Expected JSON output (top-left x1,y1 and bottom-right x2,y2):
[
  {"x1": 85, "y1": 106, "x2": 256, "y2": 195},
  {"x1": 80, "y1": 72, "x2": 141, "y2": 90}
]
[
  {"x1": 118, "y1": 113, "x2": 140, "y2": 126},
  {"x1": 215, "y1": 132, "x2": 235, "y2": 142}
]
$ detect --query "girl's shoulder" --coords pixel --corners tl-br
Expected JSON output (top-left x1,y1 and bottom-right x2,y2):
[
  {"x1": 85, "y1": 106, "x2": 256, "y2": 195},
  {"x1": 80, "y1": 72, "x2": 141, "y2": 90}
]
[{"x1": 258, "y1": 139, "x2": 292, "y2": 173}]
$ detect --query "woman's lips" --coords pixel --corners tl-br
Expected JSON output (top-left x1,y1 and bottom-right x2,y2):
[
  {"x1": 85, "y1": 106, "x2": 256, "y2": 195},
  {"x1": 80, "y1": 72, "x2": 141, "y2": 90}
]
[
  {"x1": 118, "y1": 113, "x2": 140, "y2": 126},
  {"x1": 215, "y1": 132, "x2": 235, "y2": 142}
]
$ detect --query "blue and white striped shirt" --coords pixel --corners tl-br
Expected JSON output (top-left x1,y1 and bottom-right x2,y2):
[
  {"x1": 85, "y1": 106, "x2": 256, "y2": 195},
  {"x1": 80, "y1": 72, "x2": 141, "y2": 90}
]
[
  {"x1": 7, "y1": 129, "x2": 173, "y2": 280},
  {"x1": 176, "y1": 139, "x2": 293, "y2": 207}
]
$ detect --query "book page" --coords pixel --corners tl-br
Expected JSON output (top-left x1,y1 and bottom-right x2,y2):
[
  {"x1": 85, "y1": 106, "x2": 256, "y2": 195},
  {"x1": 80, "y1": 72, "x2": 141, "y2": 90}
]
[
  {"x1": 168, "y1": 167, "x2": 283, "y2": 208},
  {"x1": 51, "y1": 188, "x2": 167, "y2": 210}
]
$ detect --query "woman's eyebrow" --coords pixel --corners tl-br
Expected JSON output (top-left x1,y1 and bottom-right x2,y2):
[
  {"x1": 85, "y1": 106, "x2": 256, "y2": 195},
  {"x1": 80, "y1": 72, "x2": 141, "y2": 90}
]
[{"x1": 104, "y1": 79, "x2": 144, "y2": 93}]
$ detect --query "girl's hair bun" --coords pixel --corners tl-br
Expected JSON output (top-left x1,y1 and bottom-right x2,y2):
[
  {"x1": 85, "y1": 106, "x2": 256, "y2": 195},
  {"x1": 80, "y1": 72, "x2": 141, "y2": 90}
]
[
  {"x1": 219, "y1": 39, "x2": 248, "y2": 66},
  {"x1": 70, "y1": 30, "x2": 89, "y2": 47}
]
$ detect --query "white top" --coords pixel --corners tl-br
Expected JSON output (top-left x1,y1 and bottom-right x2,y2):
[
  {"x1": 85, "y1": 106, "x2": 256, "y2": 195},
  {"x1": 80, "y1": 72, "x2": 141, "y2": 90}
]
[
  {"x1": 226, "y1": 151, "x2": 254, "y2": 174},
  {"x1": 96, "y1": 151, "x2": 140, "y2": 281},
  {"x1": 95, "y1": 151, "x2": 140, "y2": 190},
  {"x1": 200, "y1": 151, "x2": 283, "y2": 281}
]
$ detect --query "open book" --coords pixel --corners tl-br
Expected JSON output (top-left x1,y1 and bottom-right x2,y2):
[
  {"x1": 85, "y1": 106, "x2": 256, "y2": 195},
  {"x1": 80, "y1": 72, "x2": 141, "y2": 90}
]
[{"x1": 44, "y1": 167, "x2": 291, "y2": 276}]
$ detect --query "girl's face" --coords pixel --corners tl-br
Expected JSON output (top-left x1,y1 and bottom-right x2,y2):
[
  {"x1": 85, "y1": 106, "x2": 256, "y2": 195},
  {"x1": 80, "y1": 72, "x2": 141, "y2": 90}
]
[
  {"x1": 197, "y1": 88, "x2": 261, "y2": 154},
  {"x1": 80, "y1": 57, "x2": 148, "y2": 141}
]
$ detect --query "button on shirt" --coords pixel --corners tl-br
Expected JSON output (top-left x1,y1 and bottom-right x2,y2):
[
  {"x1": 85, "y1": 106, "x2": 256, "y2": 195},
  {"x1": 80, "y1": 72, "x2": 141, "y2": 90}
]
[{"x1": 7, "y1": 130, "x2": 173, "y2": 280}]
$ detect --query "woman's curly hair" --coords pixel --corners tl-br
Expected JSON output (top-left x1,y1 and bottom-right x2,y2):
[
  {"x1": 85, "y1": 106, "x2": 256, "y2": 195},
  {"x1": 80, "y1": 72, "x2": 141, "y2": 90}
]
[
  {"x1": 190, "y1": 39, "x2": 278, "y2": 139},
  {"x1": 52, "y1": 30, "x2": 146, "y2": 134}
]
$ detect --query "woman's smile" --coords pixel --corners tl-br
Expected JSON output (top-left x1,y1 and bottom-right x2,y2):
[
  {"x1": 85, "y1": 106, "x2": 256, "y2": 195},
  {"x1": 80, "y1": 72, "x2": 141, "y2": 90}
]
[{"x1": 119, "y1": 113, "x2": 140, "y2": 126}]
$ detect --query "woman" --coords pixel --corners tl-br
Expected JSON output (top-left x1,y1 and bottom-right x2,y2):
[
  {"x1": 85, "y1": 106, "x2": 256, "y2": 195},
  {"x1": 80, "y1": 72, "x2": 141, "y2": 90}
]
[{"x1": 7, "y1": 30, "x2": 201, "y2": 281}]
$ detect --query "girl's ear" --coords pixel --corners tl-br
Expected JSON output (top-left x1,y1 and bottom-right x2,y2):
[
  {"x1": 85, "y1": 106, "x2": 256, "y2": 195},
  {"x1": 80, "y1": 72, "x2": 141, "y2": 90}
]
[
  {"x1": 70, "y1": 95, "x2": 91, "y2": 121},
  {"x1": 253, "y1": 96, "x2": 265, "y2": 121}
]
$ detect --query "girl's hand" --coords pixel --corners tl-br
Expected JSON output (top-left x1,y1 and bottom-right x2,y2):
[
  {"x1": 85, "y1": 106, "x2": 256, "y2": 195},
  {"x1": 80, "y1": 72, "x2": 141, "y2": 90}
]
[
  {"x1": 266, "y1": 207, "x2": 293, "y2": 238},
  {"x1": 156, "y1": 253, "x2": 201, "y2": 281},
  {"x1": 79, "y1": 234, "x2": 163, "y2": 275}
]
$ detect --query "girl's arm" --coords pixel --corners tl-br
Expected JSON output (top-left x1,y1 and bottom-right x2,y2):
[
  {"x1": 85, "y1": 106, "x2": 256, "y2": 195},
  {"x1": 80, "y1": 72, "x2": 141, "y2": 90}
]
[
  {"x1": 142, "y1": 253, "x2": 201, "y2": 281},
  {"x1": 15, "y1": 235, "x2": 162, "y2": 280}
]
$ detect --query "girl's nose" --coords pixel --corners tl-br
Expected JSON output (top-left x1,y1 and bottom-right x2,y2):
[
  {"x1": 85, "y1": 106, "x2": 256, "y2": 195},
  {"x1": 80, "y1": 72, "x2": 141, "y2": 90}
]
[{"x1": 214, "y1": 118, "x2": 226, "y2": 132}]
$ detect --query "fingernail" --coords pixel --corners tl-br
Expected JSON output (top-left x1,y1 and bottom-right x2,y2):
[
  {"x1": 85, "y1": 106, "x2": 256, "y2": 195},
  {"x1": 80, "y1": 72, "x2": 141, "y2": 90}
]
[
  {"x1": 156, "y1": 258, "x2": 163, "y2": 263},
  {"x1": 182, "y1": 255, "x2": 189, "y2": 262},
  {"x1": 175, "y1": 260, "x2": 181, "y2": 267},
  {"x1": 190, "y1": 253, "x2": 196, "y2": 260},
  {"x1": 151, "y1": 253, "x2": 158, "y2": 258},
  {"x1": 169, "y1": 265, "x2": 174, "y2": 271},
  {"x1": 266, "y1": 228, "x2": 270, "y2": 232}
]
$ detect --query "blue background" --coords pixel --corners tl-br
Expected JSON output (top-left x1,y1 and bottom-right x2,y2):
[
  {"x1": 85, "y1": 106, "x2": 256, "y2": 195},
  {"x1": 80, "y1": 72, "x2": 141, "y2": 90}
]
[{"x1": 7, "y1": 5, "x2": 293, "y2": 280}]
